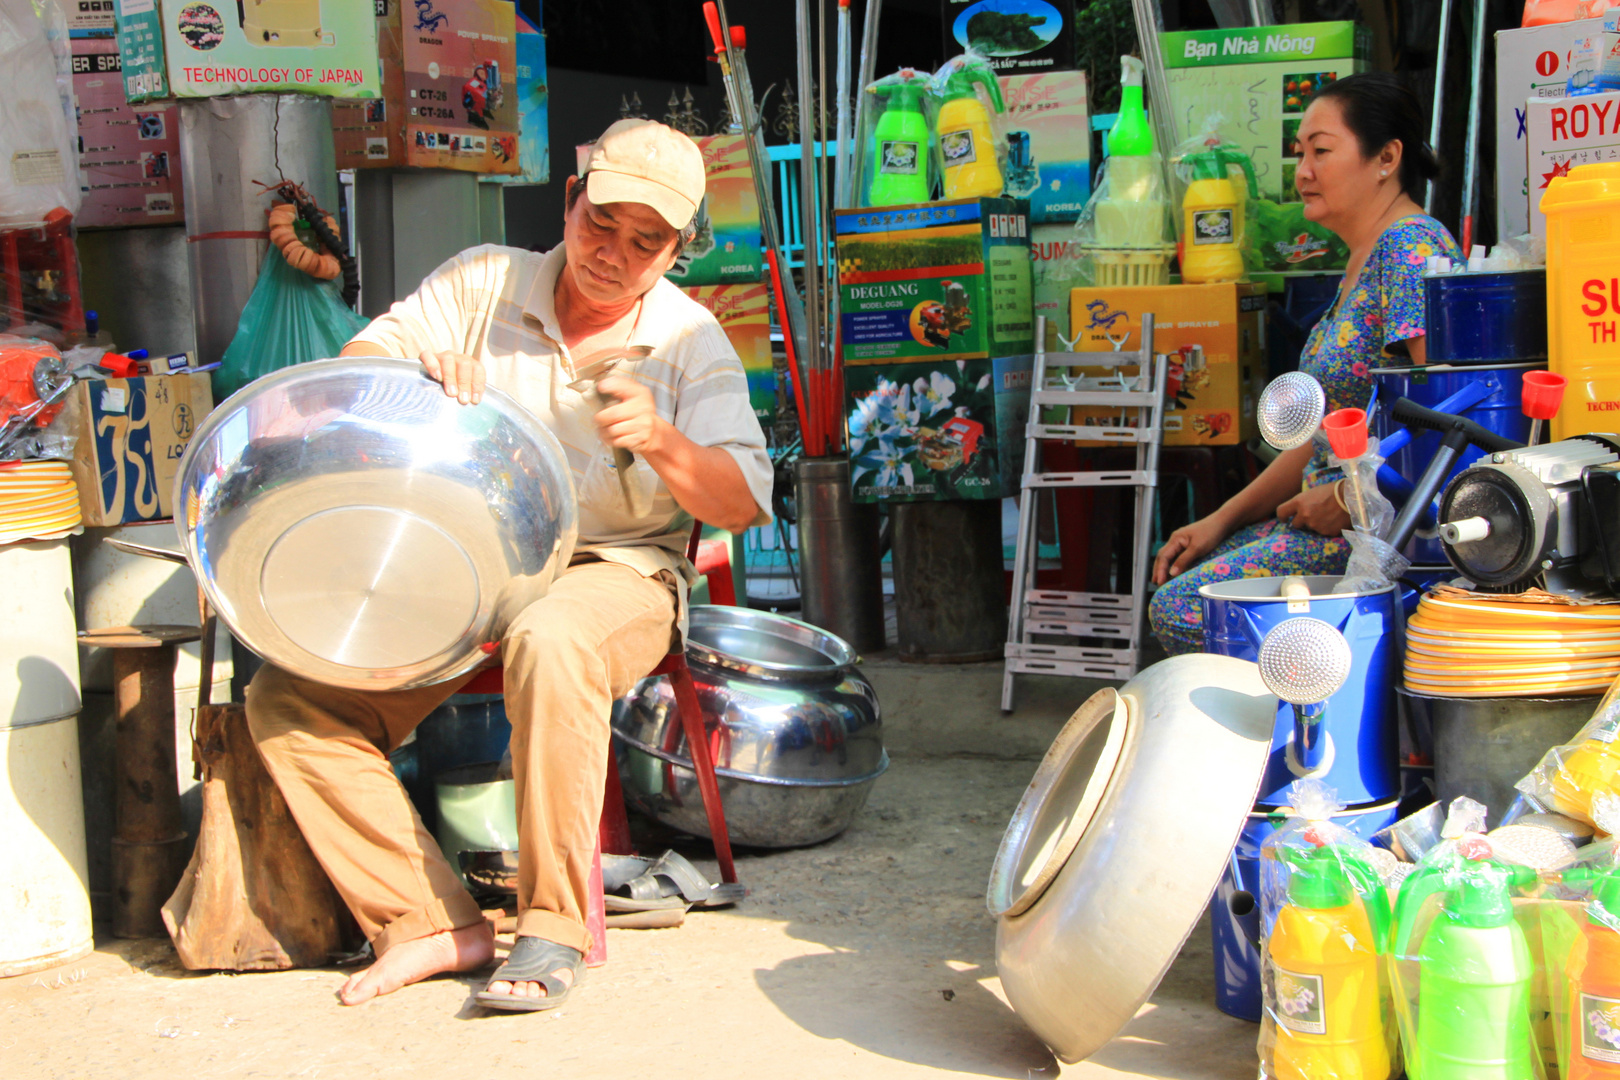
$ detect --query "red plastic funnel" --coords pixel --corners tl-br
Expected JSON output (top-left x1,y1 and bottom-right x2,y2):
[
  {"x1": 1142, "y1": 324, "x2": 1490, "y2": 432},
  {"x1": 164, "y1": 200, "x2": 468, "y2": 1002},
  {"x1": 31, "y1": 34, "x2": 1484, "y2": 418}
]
[
  {"x1": 1522, "y1": 371, "x2": 1568, "y2": 421},
  {"x1": 1322, "y1": 408, "x2": 1368, "y2": 460}
]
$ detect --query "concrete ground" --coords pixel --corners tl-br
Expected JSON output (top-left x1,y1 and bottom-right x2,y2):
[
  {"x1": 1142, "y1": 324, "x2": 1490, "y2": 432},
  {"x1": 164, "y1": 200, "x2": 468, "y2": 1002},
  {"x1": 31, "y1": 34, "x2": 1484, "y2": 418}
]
[{"x1": 1, "y1": 658, "x2": 1261, "y2": 1080}]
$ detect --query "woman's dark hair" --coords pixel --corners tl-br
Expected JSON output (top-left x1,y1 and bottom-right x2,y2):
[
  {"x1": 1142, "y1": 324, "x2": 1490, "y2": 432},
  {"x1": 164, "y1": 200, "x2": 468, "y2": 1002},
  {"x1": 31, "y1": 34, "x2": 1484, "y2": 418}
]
[{"x1": 1311, "y1": 72, "x2": 1441, "y2": 204}]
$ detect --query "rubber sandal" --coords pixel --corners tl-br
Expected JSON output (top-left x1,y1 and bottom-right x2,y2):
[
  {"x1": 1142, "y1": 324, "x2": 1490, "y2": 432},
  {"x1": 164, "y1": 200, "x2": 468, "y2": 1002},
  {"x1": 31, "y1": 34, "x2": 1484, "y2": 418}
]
[
  {"x1": 475, "y1": 936, "x2": 585, "y2": 1013},
  {"x1": 606, "y1": 849, "x2": 746, "y2": 912}
]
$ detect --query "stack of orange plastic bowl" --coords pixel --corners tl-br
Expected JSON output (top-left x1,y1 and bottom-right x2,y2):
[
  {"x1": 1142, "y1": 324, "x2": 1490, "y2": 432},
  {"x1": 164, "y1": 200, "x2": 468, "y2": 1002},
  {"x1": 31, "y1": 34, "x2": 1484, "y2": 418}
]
[
  {"x1": 0, "y1": 460, "x2": 82, "y2": 545},
  {"x1": 1405, "y1": 590, "x2": 1620, "y2": 697}
]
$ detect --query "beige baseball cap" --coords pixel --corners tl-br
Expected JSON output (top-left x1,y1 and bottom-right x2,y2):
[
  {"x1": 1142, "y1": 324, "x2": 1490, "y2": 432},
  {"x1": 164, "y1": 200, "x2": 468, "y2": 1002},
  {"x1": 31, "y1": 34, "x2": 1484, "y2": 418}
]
[{"x1": 584, "y1": 120, "x2": 706, "y2": 230}]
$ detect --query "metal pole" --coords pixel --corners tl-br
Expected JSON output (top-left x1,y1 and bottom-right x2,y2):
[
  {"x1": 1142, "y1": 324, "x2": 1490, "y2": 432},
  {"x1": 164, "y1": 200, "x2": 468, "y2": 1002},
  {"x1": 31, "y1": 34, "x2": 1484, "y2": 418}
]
[
  {"x1": 834, "y1": 0, "x2": 854, "y2": 209},
  {"x1": 849, "y1": 0, "x2": 884, "y2": 209},
  {"x1": 1128, "y1": 0, "x2": 1179, "y2": 168},
  {"x1": 1425, "y1": 0, "x2": 1455, "y2": 215},
  {"x1": 1459, "y1": 0, "x2": 1488, "y2": 253},
  {"x1": 1246, "y1": 0, "x2": 1273, "y2": 24},
  {"x1": 796, "y1": 0, "x2": 824, "y2": 455}
]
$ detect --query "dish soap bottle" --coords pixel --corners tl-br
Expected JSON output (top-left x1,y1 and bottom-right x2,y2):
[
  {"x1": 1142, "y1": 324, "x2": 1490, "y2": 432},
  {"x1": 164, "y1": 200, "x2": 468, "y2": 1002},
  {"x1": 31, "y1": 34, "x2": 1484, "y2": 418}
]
[
  {"x1": 1180, "y1": 143, "x2": 1258, "y2": 284},
  {"x1": 865, "y1": 73, "x2": 931, "y2": 208},
  {"x1": 1565, "y1": 865, "x2": 1620, "y2": 1079},
  {"x1": 1414, "y1": 860, "x2": 1535, "y2": 1080},
  {"x1": 1267, "y1": 845, "x2": 1392, "y2": 1080},
  {"x1": 934, "y1": 56, "x2": 1006, "y2": 200}
]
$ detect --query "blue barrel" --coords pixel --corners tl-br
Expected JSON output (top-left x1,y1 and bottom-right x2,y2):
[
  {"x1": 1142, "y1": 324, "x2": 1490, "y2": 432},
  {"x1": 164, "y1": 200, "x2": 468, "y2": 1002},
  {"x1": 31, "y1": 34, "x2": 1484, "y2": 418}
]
[
  {"x1": 1373, "y1": 363, "x2": 1541, "y2": 564},
  {"x1": 1200, "y1": 575, "x2": 1399, "y2": 808},
  {"x1": 1424, "y1": 269, "x2": 1546, "y2": 363},
  {"x1": 1210, "y1": 799, "x2": 1401, "y2": 1022}
]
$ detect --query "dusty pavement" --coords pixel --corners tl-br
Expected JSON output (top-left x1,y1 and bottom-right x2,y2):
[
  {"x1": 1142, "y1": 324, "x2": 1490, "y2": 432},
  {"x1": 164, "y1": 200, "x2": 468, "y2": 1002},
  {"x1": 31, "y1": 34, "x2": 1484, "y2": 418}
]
[{"x1": 0, "y1": 660, "x2": 1260, "y2": 1079}]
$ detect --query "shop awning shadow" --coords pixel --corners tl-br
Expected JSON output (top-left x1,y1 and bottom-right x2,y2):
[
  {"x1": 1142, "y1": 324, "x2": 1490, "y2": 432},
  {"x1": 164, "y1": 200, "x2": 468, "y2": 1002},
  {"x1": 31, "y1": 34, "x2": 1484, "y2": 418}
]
[{"x1": 753, "y1": 948, "x2": 1057, "y2": 1078}]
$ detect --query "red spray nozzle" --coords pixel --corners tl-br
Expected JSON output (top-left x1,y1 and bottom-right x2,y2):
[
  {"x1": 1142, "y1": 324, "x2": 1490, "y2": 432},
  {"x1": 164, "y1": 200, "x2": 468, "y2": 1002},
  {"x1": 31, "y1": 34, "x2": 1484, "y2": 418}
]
[
  {"x1": 1522, "y1": 370, "x2": 1568, "y2": 421},
  {"x1": 730, "y1": 25, "x2": 745, "y2": 49},
  {"x1": 1322, "y1": 407, "x2": 1369, "y2": 460}
]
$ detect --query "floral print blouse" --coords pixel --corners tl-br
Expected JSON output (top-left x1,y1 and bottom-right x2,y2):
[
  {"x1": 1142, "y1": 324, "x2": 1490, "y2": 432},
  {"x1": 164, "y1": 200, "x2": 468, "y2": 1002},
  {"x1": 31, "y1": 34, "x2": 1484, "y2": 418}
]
[{"x1": 1300, "y1": 214, "x2": 1462, "y2": 489}]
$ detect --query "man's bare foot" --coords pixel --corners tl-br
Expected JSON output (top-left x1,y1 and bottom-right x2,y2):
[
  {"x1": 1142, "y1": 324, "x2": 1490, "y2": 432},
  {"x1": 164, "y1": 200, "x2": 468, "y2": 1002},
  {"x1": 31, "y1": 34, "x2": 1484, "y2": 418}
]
[{"x1": 339, "y1": 922, "x2": 496, "y2": 1006}]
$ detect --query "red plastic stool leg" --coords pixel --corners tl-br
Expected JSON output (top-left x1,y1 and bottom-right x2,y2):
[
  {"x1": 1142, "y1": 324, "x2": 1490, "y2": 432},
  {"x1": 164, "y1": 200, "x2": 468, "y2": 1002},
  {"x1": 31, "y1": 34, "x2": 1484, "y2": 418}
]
[
  {"x1": 599, "y1": 741, "x2": 635, "y2": 856},
  {"x1": 668, "y1": 660, "x2": 737, "y2": 884}
]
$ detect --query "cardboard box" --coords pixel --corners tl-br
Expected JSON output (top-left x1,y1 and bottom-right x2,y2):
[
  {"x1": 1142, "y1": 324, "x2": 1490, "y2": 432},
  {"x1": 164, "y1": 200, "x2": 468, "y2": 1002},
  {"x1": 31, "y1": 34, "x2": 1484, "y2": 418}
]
[
  {"x1": 574, "y1": 134, "x2": 762, "y2": 286},
  {"x1": 683, "y1": 283, "x2": 774, "y2": 422},
  {"x1": 835, "y1": 197, "x2": 1034, "y2": 364},
  {"x1": 72, "y1": 36, "x2": 184, "y2": 228},
  {"x1": 1000, "y1": 70, "x2": 1090, "y2": 224},
  {"x1": 114, "y1": 0, "x2": 382, "y2": 103},
  {"x1": 1065, "y1": 282, "x2": 1266, "y2": 446},
  {"x1": 942, "y1": 0, "x2": 1075, "y2": 75},
  {"x1": 65, "y1": 372, "x2": 213, "y2": 526},
  {"x1": 330, "y1": 0, "x2": 518, "y2": 175},
  {"x1": 1031, "y1": 222, "x2": 1081, "y2": 350},
  {"x1": 1525, "y1": 90, "x2": 1620, "y2": 236},
  {"x1": 1160, "y1": 22, "x2": 1367, "y2": 273},
  {"x1": 68, "y1": 2, "x2": 119, "y2": 36},
  {"x1": 1495, "y1": 19, "x2": 1603, "y2": 239},
  {"x1": 846, "y1": 355, "x2": 1032, "y2": 502}
]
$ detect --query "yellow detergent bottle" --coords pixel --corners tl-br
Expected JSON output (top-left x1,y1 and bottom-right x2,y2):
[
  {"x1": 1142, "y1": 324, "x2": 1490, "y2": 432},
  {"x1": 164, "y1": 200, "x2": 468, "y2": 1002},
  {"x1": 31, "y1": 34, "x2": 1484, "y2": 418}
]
[
  {"x1": 1267, "y1": 846, "x2": 1392, "y2": 1080},
  {"x1": 1180, "y1": 144, "x2": 1259, "y2": 284},
  {"x1": 1542, "y1": 163, "x2": 1620, "y2": 440},
  {"x1": 935, "y1": 58, "x2": 1006, "y2": 199}
]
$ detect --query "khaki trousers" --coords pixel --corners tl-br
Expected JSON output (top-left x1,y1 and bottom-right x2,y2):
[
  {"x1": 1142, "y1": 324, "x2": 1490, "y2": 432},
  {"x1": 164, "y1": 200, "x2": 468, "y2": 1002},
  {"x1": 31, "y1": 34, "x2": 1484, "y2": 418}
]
[{"x1": 246, "y1": 559, "x2": 677, "y2": 957}]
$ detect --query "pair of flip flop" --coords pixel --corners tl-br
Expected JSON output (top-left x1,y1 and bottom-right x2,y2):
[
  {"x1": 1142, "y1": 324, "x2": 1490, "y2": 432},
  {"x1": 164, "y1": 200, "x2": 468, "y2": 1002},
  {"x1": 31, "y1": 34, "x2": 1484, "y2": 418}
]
[{"x1": 477, "y1": 851, "x2": 742, "y2": 1013}]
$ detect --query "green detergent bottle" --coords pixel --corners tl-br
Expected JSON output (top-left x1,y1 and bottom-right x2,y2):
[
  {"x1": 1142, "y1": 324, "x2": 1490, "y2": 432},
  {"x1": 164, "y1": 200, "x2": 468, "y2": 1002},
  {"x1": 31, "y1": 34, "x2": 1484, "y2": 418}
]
[
  {"x1": 1414, "y1": 861, "x2": 1536, "y2": 1080},
  {"x1": 866, "y1": 78, "x2": 931, "y2": 208}
]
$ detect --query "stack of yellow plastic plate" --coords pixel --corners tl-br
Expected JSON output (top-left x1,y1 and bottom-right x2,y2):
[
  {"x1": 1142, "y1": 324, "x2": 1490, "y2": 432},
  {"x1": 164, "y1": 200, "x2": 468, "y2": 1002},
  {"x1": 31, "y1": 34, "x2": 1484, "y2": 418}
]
[
  {"x1": 1406, "y1": 591, "x2": 1620, "y2": 697},
  {"x1": 0, "y1": 460, "x2": 82, "y2": 545}
]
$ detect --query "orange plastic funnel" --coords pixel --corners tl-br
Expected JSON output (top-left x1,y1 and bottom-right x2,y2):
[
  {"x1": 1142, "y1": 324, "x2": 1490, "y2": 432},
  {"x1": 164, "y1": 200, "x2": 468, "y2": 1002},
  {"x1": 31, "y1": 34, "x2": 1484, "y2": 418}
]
[
  {"x1": 1323, "y1": 408, "x2": 1369, "y2": 460},
  {"x1": 1522, "y1": 371, "x2": 1568, "y2": 421}
]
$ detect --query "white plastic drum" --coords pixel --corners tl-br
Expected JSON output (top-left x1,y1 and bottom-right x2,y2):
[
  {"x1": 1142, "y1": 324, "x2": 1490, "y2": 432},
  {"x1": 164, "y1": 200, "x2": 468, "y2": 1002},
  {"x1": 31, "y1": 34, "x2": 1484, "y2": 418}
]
[{"x1": 0, "y1": 538, "x2": 92, "y2": 977}]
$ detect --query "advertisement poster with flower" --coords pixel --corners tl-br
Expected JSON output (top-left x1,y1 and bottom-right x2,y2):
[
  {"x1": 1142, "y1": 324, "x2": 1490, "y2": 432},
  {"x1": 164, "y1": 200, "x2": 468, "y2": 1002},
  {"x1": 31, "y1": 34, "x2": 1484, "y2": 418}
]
[{"x1": 846, "y1": 356, "x2": 1030, "y2": 503}]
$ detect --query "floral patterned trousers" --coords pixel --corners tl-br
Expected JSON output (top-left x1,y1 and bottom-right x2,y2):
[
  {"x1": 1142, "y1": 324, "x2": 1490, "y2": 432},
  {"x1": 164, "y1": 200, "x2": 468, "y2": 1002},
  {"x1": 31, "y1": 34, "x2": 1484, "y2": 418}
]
[{"x1": 1147, "y1": 519, "x2": 1351, "y2": 656}]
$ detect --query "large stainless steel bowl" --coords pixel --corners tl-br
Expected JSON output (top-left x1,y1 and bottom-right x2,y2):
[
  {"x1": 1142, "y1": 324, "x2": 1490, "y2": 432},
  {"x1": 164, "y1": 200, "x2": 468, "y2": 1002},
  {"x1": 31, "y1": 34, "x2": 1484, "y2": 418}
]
[
  {"x1": 175, "y1": 357, "x2": 578, "y2": 690},
  {"x1": 613, "y1": 606, "x2": 886, "y2": 848},
  {"x1": 990, "y1": 653, "x2": 1275, "y2": 1064}
]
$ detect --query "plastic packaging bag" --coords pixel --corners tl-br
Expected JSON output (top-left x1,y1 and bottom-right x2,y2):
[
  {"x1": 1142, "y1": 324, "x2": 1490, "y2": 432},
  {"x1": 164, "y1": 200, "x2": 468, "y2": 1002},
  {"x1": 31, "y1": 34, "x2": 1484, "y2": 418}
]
[
  {"x1": 926, "y1": 51, "x2": 1008, "y2": 202},
  {"x1": 851, "y1": 68, "x2": 936, "y2": 209},
  {"x1": 1516, "y1": 677, "x2": 1620, "y2": 830},
  {"x1": 1390, "y1": 796, "x2": 1548, "y2": 1080},
  {"x1": 1540, "y1": 838, "x2": 1620, "y2": 1079},
  {"x1": 216, "y1": 246, "x2": 368, "y2": 402},
  {"x1": 1258, "y1": 781, "x2": 1400, "y2": 1080},
  {"x1": 0, "y1": 0, "x2": 81, "y2": 226},
  {"x1": 1168, "y1": 118, "x2": 1259, "y2": 285}
]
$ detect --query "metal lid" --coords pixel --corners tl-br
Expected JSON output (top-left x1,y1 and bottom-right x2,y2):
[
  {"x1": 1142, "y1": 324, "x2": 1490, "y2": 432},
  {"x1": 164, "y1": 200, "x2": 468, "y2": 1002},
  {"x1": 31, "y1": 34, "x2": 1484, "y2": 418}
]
[
  {"x1": 686, "y1": 605, "x2": 856, "y2": 679},
  {"x1": 991, "y1": 653, "x2": 1275, "y2": 1064}
]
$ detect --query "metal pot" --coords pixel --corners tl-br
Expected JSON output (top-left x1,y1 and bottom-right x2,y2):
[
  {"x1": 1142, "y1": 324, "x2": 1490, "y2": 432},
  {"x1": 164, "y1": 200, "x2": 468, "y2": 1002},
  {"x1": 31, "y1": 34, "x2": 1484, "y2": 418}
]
[
  {"x1": 990, "y1": 653, "x2": 1275, "y2": 1065},
  {"x1": 612, "y1": 606, "x2": 886, "y2": 849},
  {"x1": 174, "y1": 357, "x2": 578, "y2": 691}
]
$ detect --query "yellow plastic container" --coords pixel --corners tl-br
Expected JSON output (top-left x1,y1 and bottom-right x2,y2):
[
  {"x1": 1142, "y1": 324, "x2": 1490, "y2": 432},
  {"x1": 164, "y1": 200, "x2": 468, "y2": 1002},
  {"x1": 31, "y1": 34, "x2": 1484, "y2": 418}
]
[
  {"x1": 1542, "y1": 163, "x2": 1620, "y2": 441},
  {"x1": 1181, "y1": 176, "x2": 1247, "y2": 283},
  {"x1": 1269, "y1": 893, "x2": 1391, "y2": 1080}
]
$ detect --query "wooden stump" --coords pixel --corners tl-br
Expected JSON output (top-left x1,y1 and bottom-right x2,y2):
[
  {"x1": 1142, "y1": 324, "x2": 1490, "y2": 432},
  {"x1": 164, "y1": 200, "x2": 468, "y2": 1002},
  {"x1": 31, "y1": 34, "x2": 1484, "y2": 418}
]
[{"x1": 162, "y1": 703, "x2": 358, "y2": 970}]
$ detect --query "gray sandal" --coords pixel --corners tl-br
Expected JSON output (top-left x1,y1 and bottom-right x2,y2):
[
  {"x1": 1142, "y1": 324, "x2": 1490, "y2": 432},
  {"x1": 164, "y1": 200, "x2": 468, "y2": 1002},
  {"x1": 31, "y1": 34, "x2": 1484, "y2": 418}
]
[
  {"x1": 605, "y1": 849, "x2": 746, "y2": 912},
  {"x1": 475, "y1": 937, "x2": 585, "y2": 1013}
]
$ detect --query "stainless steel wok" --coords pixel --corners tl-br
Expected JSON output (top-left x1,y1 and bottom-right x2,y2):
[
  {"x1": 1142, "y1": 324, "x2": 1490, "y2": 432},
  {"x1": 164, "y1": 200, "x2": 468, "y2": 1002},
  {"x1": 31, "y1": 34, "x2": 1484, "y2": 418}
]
[{"x1": 174, "y1": 357, "x2": 578, "y2": 690}]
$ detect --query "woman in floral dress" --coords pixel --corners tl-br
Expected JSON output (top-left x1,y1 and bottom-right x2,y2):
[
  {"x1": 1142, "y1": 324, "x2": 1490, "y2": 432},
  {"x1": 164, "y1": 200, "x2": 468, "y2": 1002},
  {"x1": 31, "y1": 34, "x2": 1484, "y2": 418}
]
[{"x1": 1149, "y1": 73, "x2": 1463, "y2": 655}]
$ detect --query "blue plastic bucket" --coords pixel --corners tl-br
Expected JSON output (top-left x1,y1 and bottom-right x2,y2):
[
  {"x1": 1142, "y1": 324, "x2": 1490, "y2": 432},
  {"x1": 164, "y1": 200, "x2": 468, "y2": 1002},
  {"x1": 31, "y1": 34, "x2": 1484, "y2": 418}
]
[
  {"x1": 1210, "y1": 799, "x2": 1401, "y2": 1022},
  {"x1": 1200, "y1": 575, "x2": 1400, "y2": 808},
  {"x1": 1424, "y1": 269, "x2": 1547, "y2": 363},
  {"x1": 1372, "y1": 363, "x2": 1540, "y2": 563}
]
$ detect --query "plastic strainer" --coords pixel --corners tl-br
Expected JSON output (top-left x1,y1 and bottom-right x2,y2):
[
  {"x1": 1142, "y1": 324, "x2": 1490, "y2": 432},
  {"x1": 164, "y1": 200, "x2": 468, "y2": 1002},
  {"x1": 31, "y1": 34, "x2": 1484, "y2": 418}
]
[{"x1": 1257, "y1": 371, "x2": 1326, "y2": 451}]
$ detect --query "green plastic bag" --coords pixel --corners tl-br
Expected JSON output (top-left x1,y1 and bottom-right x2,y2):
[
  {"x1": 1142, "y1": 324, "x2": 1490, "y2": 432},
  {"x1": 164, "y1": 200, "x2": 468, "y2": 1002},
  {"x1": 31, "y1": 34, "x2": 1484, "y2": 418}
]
[{"x1": 216, "y1": 246, "x2": 368, "y2": 401}]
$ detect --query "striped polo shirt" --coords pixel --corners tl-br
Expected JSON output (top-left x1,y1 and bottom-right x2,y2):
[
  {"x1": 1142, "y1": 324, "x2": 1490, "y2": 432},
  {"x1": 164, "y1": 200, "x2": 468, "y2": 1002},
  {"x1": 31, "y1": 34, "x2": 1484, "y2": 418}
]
[{"x1": 353, "y1": 243, "x2": 773, "y2": 590}]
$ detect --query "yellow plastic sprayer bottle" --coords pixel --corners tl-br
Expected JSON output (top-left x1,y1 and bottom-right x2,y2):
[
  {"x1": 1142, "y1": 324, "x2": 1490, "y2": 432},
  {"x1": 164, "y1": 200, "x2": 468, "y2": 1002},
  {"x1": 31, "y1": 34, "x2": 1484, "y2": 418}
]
[
  {"x1": 935, "y1": 59, "x2": 1006, "y2": 200},
  {"x1": 1550, "y1": 709, "x2": 1620, "y2": 828},
  {"x1": 1268, "y1": 846, "x2": 1392, "y2": 1080},
  {"x1": 1181, "y1": 144, "x2": 1259, "y2": 284}
]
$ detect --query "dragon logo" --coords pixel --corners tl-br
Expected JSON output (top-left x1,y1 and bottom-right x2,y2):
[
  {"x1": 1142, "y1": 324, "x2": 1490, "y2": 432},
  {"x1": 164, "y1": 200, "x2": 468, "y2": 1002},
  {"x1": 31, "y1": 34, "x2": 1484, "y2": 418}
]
[
  {"x1": 414, "y1": 0, "x2": 448, "y2": 33},
  {"x1": 1085, "y1": 299, "x2": 1127, "y2": 331}
]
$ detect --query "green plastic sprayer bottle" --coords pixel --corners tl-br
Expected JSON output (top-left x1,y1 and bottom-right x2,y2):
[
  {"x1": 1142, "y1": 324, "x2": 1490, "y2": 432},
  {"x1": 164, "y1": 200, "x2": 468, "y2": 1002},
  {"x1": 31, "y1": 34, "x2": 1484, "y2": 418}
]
[
  {"x1": 1107, "y1": 55, "x2": 1154, "y2": 160},
  {"x1": 936, "y1": 61, "x2": 1006, "y2": 199},
  {"x1": 1094, "y1": 55, "x2": 1167, "y2": 251},
  {"x1": 866, "y1": 78, "x2": 930, "y2": 207},
  {"x1": 1413, "y1": 861, "x2": 1536, "y2": 1080}
]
